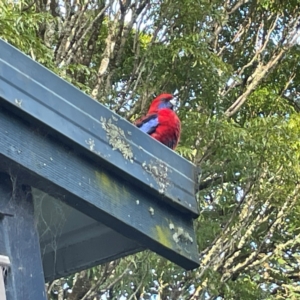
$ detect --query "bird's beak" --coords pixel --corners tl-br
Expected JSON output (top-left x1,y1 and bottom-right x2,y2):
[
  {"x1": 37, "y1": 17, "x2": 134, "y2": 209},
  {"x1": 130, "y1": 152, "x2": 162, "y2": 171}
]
[{"x1": 170, "y1": 98, "x2": 177, "y2": 108}]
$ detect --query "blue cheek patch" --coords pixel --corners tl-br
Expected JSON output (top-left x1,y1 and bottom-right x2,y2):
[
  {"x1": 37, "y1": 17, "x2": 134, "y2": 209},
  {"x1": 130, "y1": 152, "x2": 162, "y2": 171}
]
[{"x1": 158, "y1": 101, "x2": 172, "y2": 109}]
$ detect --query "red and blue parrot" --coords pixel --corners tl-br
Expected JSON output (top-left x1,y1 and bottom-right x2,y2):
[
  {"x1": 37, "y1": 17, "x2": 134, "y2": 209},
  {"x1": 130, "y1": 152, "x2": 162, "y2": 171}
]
[{"x1": 135, "y1": 93, "x2": 181, "y2": 150}]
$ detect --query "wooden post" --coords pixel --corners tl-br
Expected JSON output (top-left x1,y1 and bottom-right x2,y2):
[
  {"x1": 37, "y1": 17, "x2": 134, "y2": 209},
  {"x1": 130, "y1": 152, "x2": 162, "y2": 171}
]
[{"x1": 0, "y1": 173, "x2": 47, "y2": 300}]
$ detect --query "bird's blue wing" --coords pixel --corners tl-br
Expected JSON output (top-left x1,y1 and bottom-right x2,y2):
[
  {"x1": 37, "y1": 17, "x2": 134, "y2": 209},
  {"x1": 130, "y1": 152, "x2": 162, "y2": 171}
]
[{"x1": 135, "y1": 114, "x2": 159, "y2": 135}]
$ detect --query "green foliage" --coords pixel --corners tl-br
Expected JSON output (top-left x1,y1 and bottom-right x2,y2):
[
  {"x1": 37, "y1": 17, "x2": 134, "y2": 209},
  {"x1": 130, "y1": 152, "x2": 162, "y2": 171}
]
[{"x1": 0, "y1": 0, "x2": 55, "y2": 69}]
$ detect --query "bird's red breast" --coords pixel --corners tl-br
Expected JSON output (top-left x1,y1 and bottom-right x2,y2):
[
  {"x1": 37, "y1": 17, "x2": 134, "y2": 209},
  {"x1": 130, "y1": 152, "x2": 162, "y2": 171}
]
[{"x1": 150, "y1": 109, "x2": 181, "y2": 150}]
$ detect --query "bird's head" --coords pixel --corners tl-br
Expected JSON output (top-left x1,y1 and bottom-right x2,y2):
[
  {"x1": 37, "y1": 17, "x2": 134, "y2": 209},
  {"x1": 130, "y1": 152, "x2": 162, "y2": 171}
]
[{"x1": 148, "y1": 93, "x2": 177, "y2": 113}]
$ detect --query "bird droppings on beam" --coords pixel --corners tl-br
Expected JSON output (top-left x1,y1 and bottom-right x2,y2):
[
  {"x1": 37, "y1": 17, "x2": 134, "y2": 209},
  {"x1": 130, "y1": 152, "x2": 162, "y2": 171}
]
[
  {"x1": 149, "y1": 207, "x2": 155, "y2": 216},
  {"x1": 142, "y1": 160, "x2": 170, "y2": 194},
  {"x1": 85, "y1": 138, "x2": 95, "y2": 151},
  {"x1": 172, "y1": 227, "x2": 194, "y2": 244},
  {"x1": 169, "y1": 222, "x2": 175, "y2": 230},
  {"x1": 14, "y1": 98, "x2": 22, "y2": 107},
  {"x1": 100, "y1": 116, "x2": 134, "y2": 163}
]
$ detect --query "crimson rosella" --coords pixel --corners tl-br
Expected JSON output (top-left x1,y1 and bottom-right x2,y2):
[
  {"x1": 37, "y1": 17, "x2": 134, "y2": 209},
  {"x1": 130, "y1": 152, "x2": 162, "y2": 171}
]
[{"x1": 135, "y1": 93, "x2": 181, "y2": 150}]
